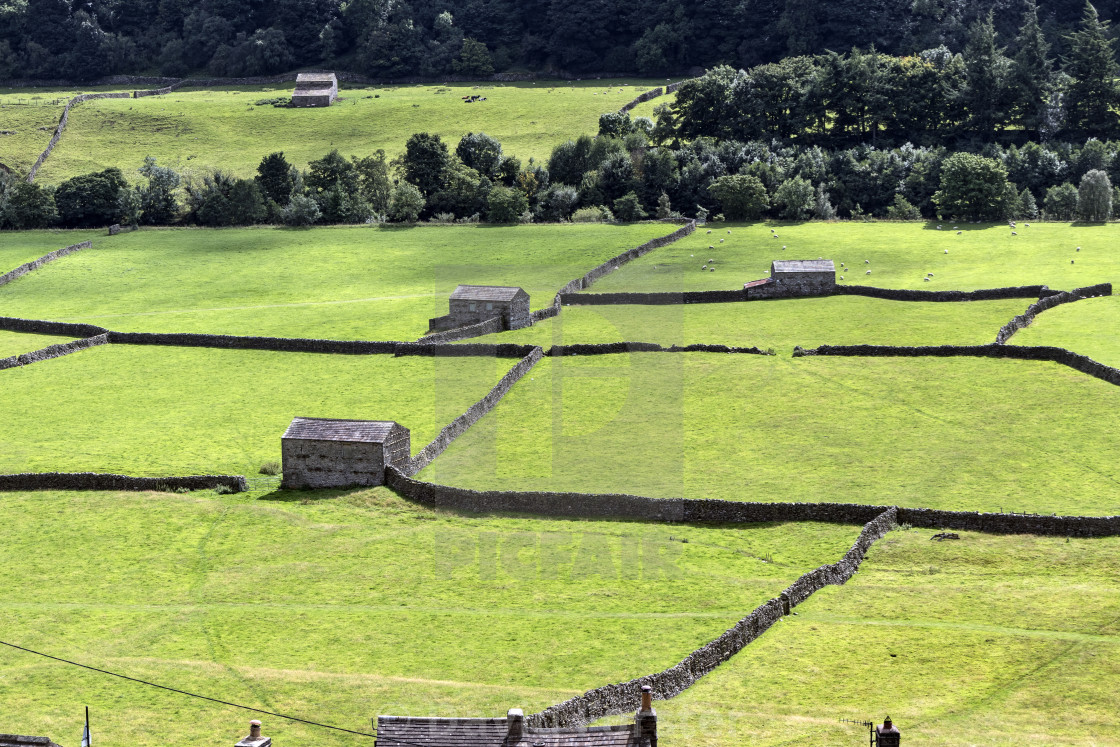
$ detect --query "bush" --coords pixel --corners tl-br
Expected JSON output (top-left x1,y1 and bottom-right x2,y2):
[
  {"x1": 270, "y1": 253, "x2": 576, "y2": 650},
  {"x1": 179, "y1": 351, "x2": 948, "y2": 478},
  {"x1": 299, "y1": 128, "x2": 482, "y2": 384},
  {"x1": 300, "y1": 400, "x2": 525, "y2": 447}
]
[
  {"x1": 1019, "y1": 189, "x2": 1039, "y2": 219},
  {"x1": 1077, "y1": 169, "x2": 1112, "y2": 221},
  {"x1": 885, "y1": 194, "x2": 922, "y2": 220},
  {"x1": 708, "y1": 174, "x2": 769, "y2": 220},
  {"x1": 259, "y1": 461, "x2": 280, "y2": 475},
  {"x1": 932, "y1": 152, "x2": 1012, "y2": 221},
  {"x1": 388, "y1": 182, "x2": 425, "y2": 222},
  {"x1": 571, "y1": 206, "x2": 613, "y2": 223},
  {"x1": 1044, "y1": 183, "x2": 1079, "y2": 220},
  {"x1": 282, "y1": 194, "x2": 321, "y2": 226},
  {"x1": 486, "y1": 185, "x2": 529, "y2": 224},
  {"x1": 612, "y1": 191, "x2": 648, "y2": 222},
  {"x1": 773, "y1": 176, "x2": 814, "y2": 220}
]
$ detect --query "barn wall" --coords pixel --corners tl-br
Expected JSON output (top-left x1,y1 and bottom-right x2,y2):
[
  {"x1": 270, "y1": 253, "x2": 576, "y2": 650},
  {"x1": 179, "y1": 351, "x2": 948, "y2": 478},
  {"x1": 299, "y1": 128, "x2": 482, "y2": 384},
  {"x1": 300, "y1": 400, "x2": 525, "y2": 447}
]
[{"x1": 281, "y1": 438, "x2": 387, "y2": 489}]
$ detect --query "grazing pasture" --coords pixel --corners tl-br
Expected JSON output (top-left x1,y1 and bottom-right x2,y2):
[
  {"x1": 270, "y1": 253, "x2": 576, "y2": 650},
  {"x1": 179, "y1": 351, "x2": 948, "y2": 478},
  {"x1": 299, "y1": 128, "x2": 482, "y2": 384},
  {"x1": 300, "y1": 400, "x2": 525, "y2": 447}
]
[
  {"x1": 0, "y1": 486, "x2": 856, "y2": 746},
  {"x1": 3, "y1": 80, "x2": 670, "y2": 183},
  {"x1": 0, "y1": 228, "x2": 103, "y2": 272},
  {"x1": 1011, "y1": 294, "x2": 1120, "y2": 367},
  {"x1": 424, "y1": 353, "x2": 1120, "y2": 517},
  {"x1": 0, "y1": 224, "x2": 669, "y2": 340},
  {"x1": 643, "y1": 529, "x2": 1120, "y2": 745},
  {"x1": 0, "y1": 330, "x2": 74, "y2": 358}
]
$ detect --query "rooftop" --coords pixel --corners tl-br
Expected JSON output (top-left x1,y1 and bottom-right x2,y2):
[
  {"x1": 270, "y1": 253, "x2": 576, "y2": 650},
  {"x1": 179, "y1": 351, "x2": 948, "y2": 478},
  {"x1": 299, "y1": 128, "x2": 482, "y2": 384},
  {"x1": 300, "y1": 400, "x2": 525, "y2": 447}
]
[
  {"x1": 375, "y1": 716, "x2": 649, "y2": 747},
  {"x1": 450, "y1": 285, "x2": 527, "y2": 302},
  {"x1": 295, "y1": 72, "x2": 337, "y2": 83},
  {"x1": 771, "y1": 259, "x2": 835, "y2": 273},
  {"x1": 281, "y1": 417, "x2": 401, "y2": 443}
]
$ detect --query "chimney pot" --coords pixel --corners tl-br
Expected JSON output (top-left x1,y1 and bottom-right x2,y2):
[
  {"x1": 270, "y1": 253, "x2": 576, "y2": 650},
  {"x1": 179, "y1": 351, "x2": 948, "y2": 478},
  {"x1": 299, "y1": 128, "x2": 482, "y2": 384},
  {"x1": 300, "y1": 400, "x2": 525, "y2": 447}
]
[
  {"x1": 250, "y1": 721, "x2": 261, "y2": 738},
  {"x1": 641, "y1": 685, "x2": 653, "y2": 712},
  {"x1": 236, "y1": 719, "x2": 271, "y2": 747}
]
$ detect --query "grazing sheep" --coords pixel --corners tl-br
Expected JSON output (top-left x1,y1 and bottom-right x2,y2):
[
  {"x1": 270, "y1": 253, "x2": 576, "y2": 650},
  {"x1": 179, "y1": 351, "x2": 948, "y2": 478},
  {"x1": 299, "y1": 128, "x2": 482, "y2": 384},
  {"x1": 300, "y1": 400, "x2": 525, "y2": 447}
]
[
  {"x1": 1071, "y1": 260, "x2": 1075, "y2": 264},
  {"x1": 709, "y1": 245, "x2": 714, "y2": 249},
  {"x1": 957, "y1": 231, "x2": 962, "y2": 234},
  {"x1": 944, "y1": 249, "x2": 948, "y2": 254},
  {"x1": 937, "y1": 225, "x2": 942, "y2": 229},
  {"x1": 953, "y1": 226, "x2": 958, "y2": 230},
  {"x1": 866, "y1": 270, "x2": 871, "y2": 275},
  {"x1": 1077, "y1": 247, "x2": 1081, "y2": 251},
  {"x1": 709, "y1": 258, "x2": 714, "y2": 262},
  {"x1": 702, "y1": 265, "x2": 707, "y2": 270},
  {"x1": 839, "y1": 276, "x2": 844, "y2": 280},
  {"x1": 924, "y1": 277, "x2": 930, "y2": 282},
  {"x1": 770, "y1": 228, "x2": 775, "y2": 233},
  {"x1": 710, "y1": 268, "x2": 715, "y2": 272},
  {"x1": 727, "y1": 230, "x2": 731, "y2": 234},
  {"x1": 864, "y1": 259, "x2": 869, "y2": 264},
  {"x1": 720, "y1": 239, "x2": 724, "y2": 243},
  {"x1": 1025, "y1": 223, "x2": 1030, "y2": 227},
  {"x1": 783, "y1": 245, "x2": 787, "y2": 249},
  {"x1": 1012, "y1": 232, "x2": 1017, "y2": 235},
  {"x1": 927, "y1": 273, "x2": 934, "y2": 276}
]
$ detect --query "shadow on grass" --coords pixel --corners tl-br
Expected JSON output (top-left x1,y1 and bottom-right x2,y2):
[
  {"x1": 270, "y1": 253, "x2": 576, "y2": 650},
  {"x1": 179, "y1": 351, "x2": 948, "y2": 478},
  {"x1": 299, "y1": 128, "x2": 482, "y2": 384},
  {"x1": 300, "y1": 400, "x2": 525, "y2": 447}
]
[{"x1": 256, "y1": 486, "x2": 370, "y2": 502}]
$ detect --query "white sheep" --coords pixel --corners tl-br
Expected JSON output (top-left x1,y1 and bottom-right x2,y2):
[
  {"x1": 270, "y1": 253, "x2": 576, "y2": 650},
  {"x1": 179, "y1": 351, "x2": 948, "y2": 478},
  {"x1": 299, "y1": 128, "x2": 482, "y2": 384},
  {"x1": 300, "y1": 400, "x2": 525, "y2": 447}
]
[
  {"x1": 839, "y1": 276, "x2": 844, "y2": 280},
  {"x1": 727, "y1": 230, "x2": 731, "y2": 234},
  {"x1": 864, "y1": 259, "x2": 869, "y2": 264},
  {"x1": 957, "y1": 231, "x2": 962, "y2": 235},
  {"x1": 944, "y1": 249, "x2": 948, "y2": 254},
  {"x1": 720, "y1": 239, "x2": 724, "y2": 243},
  {"x1": 866, "y1": 270, "x2": 871, "y2": 275},
  {"x1": 702, "y1": 265, "x2": 707, "y2": 270},
  {"x1": 1011, "y1": 232, "x2": 1017, "y2": 235},
  {"x1": 1077, "y1": 247, "x2": 1081, "y2": 252},
  {"x1": 924, "y1": 277, "x2": 930, "y2": 282},
  {"x1": 707, "y1": 229, "x2": 712, "y2": 234},
  {"x1": 783, "y1": 245, "x2": 787, "y2": 249}
]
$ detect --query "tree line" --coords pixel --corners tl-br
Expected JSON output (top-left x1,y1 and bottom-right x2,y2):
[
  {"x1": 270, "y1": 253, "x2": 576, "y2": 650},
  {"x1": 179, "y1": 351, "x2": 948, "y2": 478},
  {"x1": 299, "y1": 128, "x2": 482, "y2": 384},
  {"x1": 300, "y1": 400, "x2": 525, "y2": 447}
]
[
  {"x1": 0, "y1": 0, "x2": 1116, "y2": 82},
  {"x1": 3, "y1": 122, "x2": 1118, "y2": 229}
]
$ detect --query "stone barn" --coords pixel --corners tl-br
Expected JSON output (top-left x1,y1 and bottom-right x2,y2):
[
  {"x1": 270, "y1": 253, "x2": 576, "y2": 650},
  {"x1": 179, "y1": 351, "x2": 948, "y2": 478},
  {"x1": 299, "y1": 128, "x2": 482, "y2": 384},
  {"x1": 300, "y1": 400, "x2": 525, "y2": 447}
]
[
  {"x1": 428, "y1": 285, "x2": 531, "y2": 333},
  {"x1": 291, "y1": 72, "x2": 338, "y2": 107},
  {"x1": 745, "y1": 259, "x2": 835, "y2": 299},
  {"x1": 280, "y1": 417, "x2": 410, "y2": 489}
]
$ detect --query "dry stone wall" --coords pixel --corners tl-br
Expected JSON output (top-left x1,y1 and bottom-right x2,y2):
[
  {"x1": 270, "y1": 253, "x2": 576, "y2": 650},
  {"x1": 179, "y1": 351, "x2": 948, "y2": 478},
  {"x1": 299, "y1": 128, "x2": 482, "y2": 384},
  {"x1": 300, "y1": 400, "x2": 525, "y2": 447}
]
[
  {"x1": 405, "y1": 346, "x2": 544, "y2": 475},
  {"x1": 0, "y1": 315, "x2": 107, "y2": 338},
  {"x1": 27, "y1": 94, "x2": 130, "y2": 181},
  {"x1": 0, "y1": 333, "x2": 109, "y2": 371},
  {"x1": 0, "y1": 472, "x2": 247, "y2": 492},
  {"x1": 107, "y1": 331, "x2": 401, "y2": 354},
  {"x1": 0, "y1": 241, "x2": 94, "y2": 288},
  {"x1": 547, "y1": 342, "x2": 771, "y2": 356},
  {"x1": 420, "y1": 315, "x2": 504, "y2": 343},
  {"x1": 561, "y1": 288, "x2": 747, "y2": 305},
  {"x1": 995, "y1": 283, "x2": 1111, "y2": 344},
  {"x1": 835, "y1": 284, "x2": 1054, "y2": 302}
]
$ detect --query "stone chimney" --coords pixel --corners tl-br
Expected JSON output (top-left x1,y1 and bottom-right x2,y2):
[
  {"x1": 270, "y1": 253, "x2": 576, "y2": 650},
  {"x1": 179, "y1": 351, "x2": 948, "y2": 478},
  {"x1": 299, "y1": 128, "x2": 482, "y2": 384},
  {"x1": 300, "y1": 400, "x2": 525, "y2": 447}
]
[
  {"x1": 506, "y1": 708, "x2": 524, "y2": 740},
  {"x1": 876, "y1": 716, "x2": 900, "y2": 747},
  {"x1": 635, "y1": 685, "x2": 657, "y2": 746},
  {"x1": 235, "y1": 719, "x2": 272, "y2": 747}
]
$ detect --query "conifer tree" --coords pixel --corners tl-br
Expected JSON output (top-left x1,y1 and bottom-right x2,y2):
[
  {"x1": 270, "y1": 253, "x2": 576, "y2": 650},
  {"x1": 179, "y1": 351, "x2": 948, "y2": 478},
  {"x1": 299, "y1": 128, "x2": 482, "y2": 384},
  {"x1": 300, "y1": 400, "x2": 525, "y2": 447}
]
[
  {"x1": 1010, "y1": 0, "x2": 1053, "y2": 137},
  {"x1": 1064, "y1": 2, "x2": 1120, "y2": 136}
]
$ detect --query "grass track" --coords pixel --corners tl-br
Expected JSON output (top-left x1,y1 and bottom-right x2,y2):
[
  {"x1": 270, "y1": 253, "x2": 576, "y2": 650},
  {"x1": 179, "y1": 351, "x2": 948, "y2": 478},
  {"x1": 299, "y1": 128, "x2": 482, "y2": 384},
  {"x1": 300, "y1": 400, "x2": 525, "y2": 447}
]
[
  {"x1": 639, "y1": 529, "x2": 1120, "y2": 745},
  {"x1": 0, "y1": 487, "x2": 856, "y2": 745}
]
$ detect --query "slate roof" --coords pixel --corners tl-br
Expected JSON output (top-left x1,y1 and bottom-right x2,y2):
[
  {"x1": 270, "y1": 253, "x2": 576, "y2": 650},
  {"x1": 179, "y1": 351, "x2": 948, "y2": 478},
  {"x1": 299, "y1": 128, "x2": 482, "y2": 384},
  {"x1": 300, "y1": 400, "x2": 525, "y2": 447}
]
[
  {"x1": 374, "y1": 717, "x2": 649, "y2": 747},
  {"x1": 295, "y1": 72, "x2": 337, "y2": 84},
  {"x1": 0, "y1": 736, "x2": 62, "y2": 747},
  {"x1": 282, "y1": 417, "x2": 400, "y2": 443},
  {"x1": 771, "y1": 259, "x2": 835, "y2": 274},
  {"x1": 450, "y1": 285, "x2": 527, "y2": 302}
]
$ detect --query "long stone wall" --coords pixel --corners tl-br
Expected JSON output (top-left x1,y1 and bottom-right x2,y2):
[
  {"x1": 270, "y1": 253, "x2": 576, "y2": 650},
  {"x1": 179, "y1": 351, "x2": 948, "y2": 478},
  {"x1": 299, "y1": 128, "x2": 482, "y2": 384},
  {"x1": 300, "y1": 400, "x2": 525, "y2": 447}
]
[
  {"x1": 792, "y1": 342, "x2": 1120, "y2": 387},
  {"x1": 995, "y1": 283, "x2": 1111, "y2": 344},
  {"x1": 107, "y1": 330, "x2": 401, "y2": 354},
  {"x1": 0, "y1": 241, "x2": 94, "y2": 289},
  {"x1": 547, "y1": 342, "x2": 771, "y2": 356},
  {"x1": 527, "y1": 507, "x2": 899, "y2": 727},
  {"x1": 0, "y1": 472, "x2": 247, "y2": 492},
  {"x1": 405, "y1": 346, "x2": 544, "y2": 475},
  {"x1": 561, "y1": 288, "x2": 747, "y2": 305},
  {"x1": 0, "y1": 333, "x2": 109, "y2": 371},
  {"x1": 420, "y1": 315, "x2": 505, "y2": 344},
  {"x1": 133, "y1": 81, "x2": 186, "y2": 98},
  {"x1": 0, "y1": 315, "x2": 107, "y2": 338},
  {"x1": 834, "y1": 284, "x2": 1055, "y2": 302},
  {"x1": 27, "y1": 94, "x2": 131, "y2": 181},
  {"x1": 395, "y1": 341, "x2": 538, "y2": 358}
]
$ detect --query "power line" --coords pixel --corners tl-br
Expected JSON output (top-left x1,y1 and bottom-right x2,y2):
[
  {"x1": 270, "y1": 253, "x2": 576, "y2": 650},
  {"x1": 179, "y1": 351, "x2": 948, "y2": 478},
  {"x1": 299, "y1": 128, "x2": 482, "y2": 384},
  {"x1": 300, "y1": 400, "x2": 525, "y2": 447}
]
[{"x1": 0, "y1": 639, "x2": 377, "y2": 739}]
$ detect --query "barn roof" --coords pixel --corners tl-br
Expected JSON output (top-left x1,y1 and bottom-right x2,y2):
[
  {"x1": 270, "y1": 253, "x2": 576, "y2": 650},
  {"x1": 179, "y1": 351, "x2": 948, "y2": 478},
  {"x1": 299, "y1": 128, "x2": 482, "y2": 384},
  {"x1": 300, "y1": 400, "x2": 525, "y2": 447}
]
[
  {"x1": 0, "y1": 736, "x2": 62, "y2": 747},
  {"x1": 282, "y1": 417, "x2": 401, "y2": 443},
  {"x1": 771, "y1": 259, "x2": 835, "y2": 274},
  {"x1": 450, "y1": 285, "x2": 528, "y2": 302},
  {"x1": 295, "y1": 72, "x2": 337, "y2": 84},
  {"x1": 374, "y1": 716, "x2": 649, "y2": 746}
]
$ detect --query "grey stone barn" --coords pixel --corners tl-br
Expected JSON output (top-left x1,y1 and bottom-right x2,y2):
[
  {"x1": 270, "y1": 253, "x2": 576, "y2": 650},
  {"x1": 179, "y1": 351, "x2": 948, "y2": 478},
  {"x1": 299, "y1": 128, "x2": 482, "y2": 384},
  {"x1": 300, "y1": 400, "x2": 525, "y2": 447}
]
[
  {"x1": 291, "y1": 72, "x2": 338, "y2": 107},
  {"x1": 428, "y1": 284, "x2": 531, "y2": 333},
  {"x1": 745, "y1": 259, "x2": 835, "y2": 298},
  {"x1": 281, "y1": 417, "x2": 410, "y2": 489}
]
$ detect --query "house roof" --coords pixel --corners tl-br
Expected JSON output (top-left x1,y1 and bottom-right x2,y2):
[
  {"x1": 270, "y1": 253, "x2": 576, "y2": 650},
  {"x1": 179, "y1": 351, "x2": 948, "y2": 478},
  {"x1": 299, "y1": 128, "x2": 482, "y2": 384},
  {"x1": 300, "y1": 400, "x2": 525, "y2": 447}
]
[
  {"x1": 295, "y1": 72, "x2": 337, "y2": 84},
  {"x1": 771, "y1": 259, "x2": 835, "y2": 274},
  {"x1": 450, "y1": 285, "x2": 527, "y2": 302},
  {"x1": 282, "y1": 417, "x2": 402, "y2": 443},
  {"x1": 0, "y1": 736, "x2": 62, "y2": 747},
  {"x1": 374, "y1": 716, "x2": 649, "y2": 747}
]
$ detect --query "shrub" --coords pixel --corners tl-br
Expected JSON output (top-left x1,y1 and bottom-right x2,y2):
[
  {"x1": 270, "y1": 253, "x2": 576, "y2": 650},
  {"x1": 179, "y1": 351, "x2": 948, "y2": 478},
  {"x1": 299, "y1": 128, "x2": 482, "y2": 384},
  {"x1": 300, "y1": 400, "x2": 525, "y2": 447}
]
[
  {"x1": 486, "y1": 185, "x2": 529, "y2": 223},
  {"x1": 612, "y1": 191, "x2": 648, "y2": 222},
  {"x1": 1044, "y1": 183, "x2": 1079, "y2": 220},
  {"x1": 773, "y1": 176, "x2": 814, "y2": 220},
  {"x1": 708, "y1": 174, "x2": 769, "y2": 220},
  {"x1": 571, "y1": 206, "x2": 613, "y2": 223},
  {"x1": 932, "y1": 152, "x2": 1012, "y2": 221},
  {"x1": 388, "y1": 182, "x2": 425, "y2": 222},
  {"x1": 1019, "y1": 188, "x2": 1039, "y2": 219},
  {"x1": 282, "y1": 194, "x2": 321, "y2": 226},
  {"x1": 656, "y1": 192, "x2": 672, "y2": 219},
  {"x1": 886, "y1": 194, "x2": 922, "y2": 220},
  {"x1": 259, "y1": 461, "x2": 280, "y2": 475}
]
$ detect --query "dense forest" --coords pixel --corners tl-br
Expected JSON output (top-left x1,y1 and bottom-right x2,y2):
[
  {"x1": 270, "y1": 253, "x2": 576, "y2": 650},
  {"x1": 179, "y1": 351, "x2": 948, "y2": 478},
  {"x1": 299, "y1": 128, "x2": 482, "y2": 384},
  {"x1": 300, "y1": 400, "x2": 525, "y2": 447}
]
[{"x1": 0, "y1": 0, "x2": 1116, "y2": 81}]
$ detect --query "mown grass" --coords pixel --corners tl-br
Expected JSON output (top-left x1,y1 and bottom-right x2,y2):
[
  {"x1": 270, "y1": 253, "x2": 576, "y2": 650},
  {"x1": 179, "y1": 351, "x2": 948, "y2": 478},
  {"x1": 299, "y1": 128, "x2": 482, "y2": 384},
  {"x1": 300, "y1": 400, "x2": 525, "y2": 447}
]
[
  {"x1": 0, "y1": 486, "x2": 857, "y2": 746},
  {"x1": 0, "y1": 344, "x2": 510, "y2": 476},
  {"x1": 641, "y1": 529, "x2": 1120, "y2": 745},
  {"x1": 424, "y1": 353, "x2": 1120, "y2": 516},
  {"x1": 0, "y1": 228, "x2": 105, "y2": 273},
  {"x1": 0, "y1": 223, "x2": 669, "y2": 340},
  {"x1": 0, "y1": 330, "x2": 73, "y2": 357},
  {"x1": 468, "y1": 296, "x2": 1024, "y2": 351},
  {"x1": 591, "y1": 221, "x2": 1120, "y2": 293},
  {"x1": 12, "y1": 80, "x2": 668, "y2": 183},
  {"x1": 1012, "y1": 294, "x2": 1120, "y2": 367}
]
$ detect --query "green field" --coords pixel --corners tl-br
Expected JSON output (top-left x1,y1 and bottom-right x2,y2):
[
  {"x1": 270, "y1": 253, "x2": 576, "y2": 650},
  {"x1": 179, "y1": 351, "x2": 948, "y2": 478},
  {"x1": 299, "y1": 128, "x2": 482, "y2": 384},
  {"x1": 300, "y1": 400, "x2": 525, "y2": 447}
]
[
  {"x1": 643, "y1": 529, "x2": 1120, "y2": 745},
  {"x1": 590, "y1": 221, "x2": 1120, "y2": 293},
  {"x1": 0, "y1": 224, "x2": 669, "y2": 340},
  {"x1": 0, "y1": 228, "x2": 104, "y2": 273},
  {"x1": 0, "y1": 101, "x2": 69, "y2": 175},
  {"x1": 469, "y1": 296, "x2": 1024, "y2": 351},
  {"x1": 424, "y1": 353, "x2": 1120, "y2": 516},
  {"x1": 0, "y1": 330, "x2": 74, "y2": 358},
  {"x1": 1, "y1": 80, "x2": 670, "y2": 183},
  {"x1": 1012, "y1": 294, "x2": 1120, "y2": 367},
  {"x1": 0, "y1": 486, "x2": 857, "y2": 745}
]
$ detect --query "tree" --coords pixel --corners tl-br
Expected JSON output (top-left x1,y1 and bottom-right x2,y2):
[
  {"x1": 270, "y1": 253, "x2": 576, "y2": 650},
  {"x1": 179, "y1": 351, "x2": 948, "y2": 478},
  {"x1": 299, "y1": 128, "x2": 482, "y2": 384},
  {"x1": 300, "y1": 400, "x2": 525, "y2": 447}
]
[
  {"x1": 886, "y1": 194, "x2": 922, "y2": 220},
  {"x1": 1044, "y1": 183, "x2": 1079, "y2": 220},
  {"x1": 456, "y1": 132, "x2": 503, "y2": 177},
  {"x1": 1019, "y1": 188, "x2": 1040, "y2": 219},
  {"x1": 598, "y1": 111, "x2": 634, "y2": 139},
  {"x1": 453, "y1": 38, "x2": 494, "y2": 76},
  {"x1": 282, "y1": 194, "x2": 321, "y2": 226},
  {"x1": 398, "y1": 133, "x2": 450, "y2": 197},
  {"x1": 1010, "y1": 1, "x2": 1053, "y2": 137},
  {"x1": 959, "y1": 12, "x2": 1012, "y2": 135},
  {"x1": 428, "y1": 159, "x2": 491, "y2": 218},
  {"x1": 4, "y1": 181, "x2": 57, "y2": 229},
  {"x1": 813, "y1": 182, "x2": 837, "y2": 219},
  {"x1": 612, "y1": 191, "x2": 647, "y2": 222},
  {"x1": 773, "y1": 176, "x2": 814, "y2": 220},
  {"x1": 932, "y1": 152, "x2": 1011, "y2": 221},
  {"x1": 486, "y1": 185, "x2": 528, "y2": 223},
  {"x1": 656, "y1": 192, "x2": 672, "y2": 219},
  {"x1": 1077, "y1": 169, "x2": 1112, "y2": 221},
  {"x1": 708, "y1": 174, "x2": 769, "y2": 220},
  {"x1": 388, "y1": 182, "x2": 424, "y2": 222},
  {"x1": 351, "y1": 151, "x2": 393, "y2": 214},
  {"x1": 548, "y1": 136, "x2": 594, "y2": 186},
  {"x1": 256, "y1": 152, "x2": 294, "y2": 205},
  {"x1": 1064, "y1": 2, "x2": 1120, "y2": 135},
  {"x1": 137, "y1": 156, "x2": 180, "y2": 224},
  {"x1": 54, "y1": 168, "x2": 128, "y2": 227},
  {"x1": 539, "y1": 184, "x2": 579, "y2": 222}
]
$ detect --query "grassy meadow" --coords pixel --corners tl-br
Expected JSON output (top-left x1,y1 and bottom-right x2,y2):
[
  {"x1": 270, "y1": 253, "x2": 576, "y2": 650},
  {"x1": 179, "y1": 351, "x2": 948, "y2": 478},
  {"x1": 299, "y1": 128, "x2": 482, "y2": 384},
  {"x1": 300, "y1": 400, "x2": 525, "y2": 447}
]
[
  {"x1": 424, "y1": 352, "x2": 1120, "y2": 517},
  {"x1": 590, "y1": 221, "x2": 1120, "y2": 293},
  {"x1": 1012, "y1": 294, "x2": 1120, "y2": 366},
  {"x1": 0, "y1": 330, "x2": 73, "y2": 358},
  {"x1": 0, "y1": 223, "x2": 669, "y2": 340},
  {"x1": 0, "y1": 79, "x2": 671, "y2": 183},
  {"x1": 641, "y1": 528, "x2": 1120, "y2": 745},
  {"x1": 0, "y1": 228, "x2": 105, "y2": 273},
  {"x1": 0, "y1": 486, "x2": 857, "y2": 746}
]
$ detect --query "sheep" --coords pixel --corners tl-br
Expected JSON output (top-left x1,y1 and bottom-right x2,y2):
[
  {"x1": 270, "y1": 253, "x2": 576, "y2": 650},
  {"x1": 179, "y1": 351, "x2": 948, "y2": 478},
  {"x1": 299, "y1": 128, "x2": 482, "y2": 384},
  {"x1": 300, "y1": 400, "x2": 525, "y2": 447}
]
[
  {"x1": 924, "y1": 277, "x2": 930, "y2": 282},
  {"x1": 1071, "y1": 260, "x2": 1075, "y2": 264},
  {"x1": 944, "y1": 249, "x2": 949, "y2": 254},
  {"x1": 839, "y1": 276, "x2": 844, "y2": 280},
  {"x1": 709, "y1": 245, "x2": 714, "y2": 249},
  {"x1": 720, "y1": 239, "x2": 724, "y2": 243},
  {"x1": 1025, "y1": 223, "x2": 1030, "y2": 227},
  {"x1": 707, "y1": 229, "x2": 712, "y2": 234},
  {"x1": 770, "y1": 228, "x2": 775, "y2": 233},
  {"x1": 727, "y1": 230, "x2": 731, "y2": 234},
  {"x1": 783, "y1": 245, "x2": 787, "y2": 249},
  {"x1": 937, "y1": 225, "x2": 942, "y2": 229},
  {"x1": 710, "y1": 268, "x2": 715, "y2": 272},
  {"x1": 1011, "y1": 232, "x2": 1017, "y2": 235},
  {"x1": 927, "y1": 273, "x2": 934, "y2": 276},
  {"x1": 957, "y1": 231, "x2": 962, "y2": 235},
  {"x1": 953, "y1": 226, "x2": 958, "y2": 230},
  {"x1": 709, "y1": 258, "x2": 714, "y2": 262},
  {"x1": 864, "y1": 259, "x2": 869, "y2": 264},
  {"x1": 866, "y1": 270, "x2": 872, "y2": 275},
  {"x1": 1077, "y1": 246, "x2": 1081, "y2": 251},
  {"x1": 702, "y1": 265, "x2": 707, "y2": 270}
]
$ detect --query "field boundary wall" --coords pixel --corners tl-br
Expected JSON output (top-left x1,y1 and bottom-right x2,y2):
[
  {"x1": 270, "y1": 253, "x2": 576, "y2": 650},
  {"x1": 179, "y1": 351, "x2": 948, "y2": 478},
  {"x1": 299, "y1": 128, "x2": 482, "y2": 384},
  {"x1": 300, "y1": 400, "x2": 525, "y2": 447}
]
[
  {"x1": 0, "y1": 241, "x2": 94, "y2": 288},
  {"x1": 617, "y1": 79, "x2": 688, "y2": 113},
  {"x1": 107, "y1": 331, "x2": 401, "y2": 354},
  {"x1": 420, "y1": 316, "x2": 504, "y2": 343},
  {"x1": 0, "y1": 333, "x2": 109, "y2": 370},
  {"x1": 404, "y1": 346, "x2": 544, "y2": 475},
  {"x1": 792, "y1": 342, "x2": 1120, "y2": 387},
  {"x1": 0, "y1": 472, "x2": 247, "y2": 492},
  {"x1": 995, "y1": 283, "x2": 1111, "y2": 343},
  {"x1": 835, "y1": 284, "x2": 1055, "y2": 302},
  {"x1": 26, "y1": 94, "x2": 131, "y2": 181}
]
